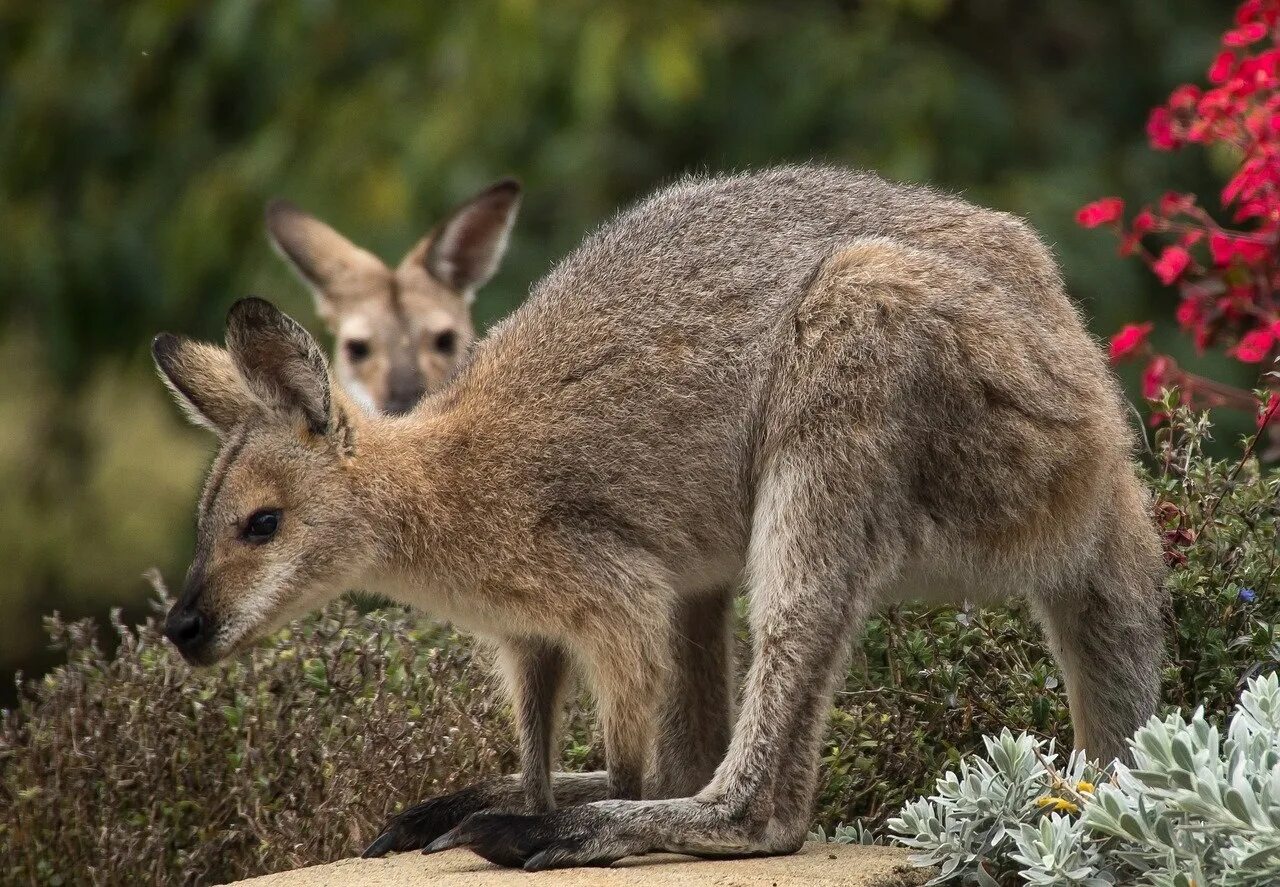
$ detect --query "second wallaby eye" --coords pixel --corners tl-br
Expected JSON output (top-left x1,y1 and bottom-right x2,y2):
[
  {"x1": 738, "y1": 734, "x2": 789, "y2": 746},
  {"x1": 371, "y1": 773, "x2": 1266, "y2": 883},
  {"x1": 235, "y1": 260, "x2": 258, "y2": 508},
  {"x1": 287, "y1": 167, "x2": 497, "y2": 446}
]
[
  {"x1": 242, "y1": 509, "x2": 281, "y2": 544},
  {"x1": 433, "y1": 330, "x2": 457, "y2": 355},
  {"x1": 345, "y1": 339, "x2": 371, "y2": 361}
]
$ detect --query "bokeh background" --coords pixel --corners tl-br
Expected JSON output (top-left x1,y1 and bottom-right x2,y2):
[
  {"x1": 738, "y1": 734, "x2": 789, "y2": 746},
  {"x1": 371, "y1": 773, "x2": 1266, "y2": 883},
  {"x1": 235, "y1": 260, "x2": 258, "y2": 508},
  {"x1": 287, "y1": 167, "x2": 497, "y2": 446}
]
[{"x1": 0, "y1": 0, "x2": 1247, "y2": 700}]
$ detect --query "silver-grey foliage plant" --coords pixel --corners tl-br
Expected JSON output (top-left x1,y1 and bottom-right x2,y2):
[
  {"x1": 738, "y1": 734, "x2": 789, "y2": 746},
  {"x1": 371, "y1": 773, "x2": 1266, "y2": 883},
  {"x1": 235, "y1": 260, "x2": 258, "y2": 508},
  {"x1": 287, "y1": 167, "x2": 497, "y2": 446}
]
[{"x1": 886, "y1": 673, "x2": 1280, "y2": 887}]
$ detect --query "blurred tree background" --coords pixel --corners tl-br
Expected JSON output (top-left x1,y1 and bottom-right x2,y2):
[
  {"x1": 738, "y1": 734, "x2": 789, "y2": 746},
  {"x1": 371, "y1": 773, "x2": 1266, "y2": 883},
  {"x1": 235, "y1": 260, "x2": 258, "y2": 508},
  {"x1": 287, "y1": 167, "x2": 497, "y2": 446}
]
[{"x1": 0, "y1": 0, "x2": 1243, "y2": 700}]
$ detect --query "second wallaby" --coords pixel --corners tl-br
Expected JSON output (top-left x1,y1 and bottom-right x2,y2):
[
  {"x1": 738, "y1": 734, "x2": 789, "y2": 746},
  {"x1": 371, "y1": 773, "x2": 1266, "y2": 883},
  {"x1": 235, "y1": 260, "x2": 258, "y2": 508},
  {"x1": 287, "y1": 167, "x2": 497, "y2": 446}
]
[
  {"x1": 153, "y1": 165, "x2": 1166, "y2": 871},
  {"x1": 266, "y1": 179, "x2": 521, "y2": 414}
]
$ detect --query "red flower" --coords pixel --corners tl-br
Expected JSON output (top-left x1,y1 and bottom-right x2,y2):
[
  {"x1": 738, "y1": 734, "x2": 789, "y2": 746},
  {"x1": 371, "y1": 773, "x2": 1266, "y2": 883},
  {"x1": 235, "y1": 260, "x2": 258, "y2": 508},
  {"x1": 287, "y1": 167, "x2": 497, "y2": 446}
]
[
  {"x1": 1152, "y1": 245, "x2": 1192, "y2": 284},
  {"x1": 1170, "y1": 85, "x2": 1202, "y2": 109},
  {"x1": 1110, "y1": 322, "x2": 1154, "y2": 364},
  {"x1": 1079, "y1": 2, "x2": 1280, "y2": 423},
  {"x1": 1233, "y1": 326, "x2": 1276, "y2": 362},
  {"x1": 1210, "y1": 231, "x2": 1272, "y2": 265},
  {"x1": 1209, "y1": 51, "x2": 1237, "y2": 84},
  {"x1": 1076, "y1": 197, "x2": 1125, "y2": 228},
  {"x1": 1224, "y1": 21, "x2": 1268, "y2": 47},
  {"x1": 1175, "y1": 296, "x2": 1204, "y2": 330},
  {"x1": 1120, "y1": 209, "x2": 1157, "y2": 256},
  {"x1": 1147, "y1": 107, "x2": 1179, "y2": 150},
  {"x1": 1159, "y1": 191, "x2": 1196, "y2": 215},
  {"x1": 1219, "y1": 289, "x2": 1251, "y2": 322},
  {"x1": 1235, "y1": 0, "x2": 1262, "y2": 27},
  {"x1": 1237, "y1": 238, "x2": 1272, "y2": 263},
  {"x1": 1142, "y1": 355, "x2": 1173, "y2": 399}
]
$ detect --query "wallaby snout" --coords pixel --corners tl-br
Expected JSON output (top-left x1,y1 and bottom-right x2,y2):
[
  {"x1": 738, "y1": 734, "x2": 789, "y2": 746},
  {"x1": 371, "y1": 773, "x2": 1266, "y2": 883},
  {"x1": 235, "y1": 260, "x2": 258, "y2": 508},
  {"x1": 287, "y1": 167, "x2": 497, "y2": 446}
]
[
  {"x1": 164, "y1": 603, "x2": 208, "y2": 663},
  {"x1": 383, "y1": 359, "x2": 427, "y2": 416}
]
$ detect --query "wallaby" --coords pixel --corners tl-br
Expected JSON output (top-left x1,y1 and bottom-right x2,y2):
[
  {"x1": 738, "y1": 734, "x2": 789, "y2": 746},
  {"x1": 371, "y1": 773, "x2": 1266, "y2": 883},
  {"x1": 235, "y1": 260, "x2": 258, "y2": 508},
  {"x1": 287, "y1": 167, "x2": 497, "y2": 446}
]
[
  {"x1": 265, "y1": 179, "x2": 521, "y2": 414},
  {"x1": 153, "y1": 165, "x2": 1166, "y2": 871}
]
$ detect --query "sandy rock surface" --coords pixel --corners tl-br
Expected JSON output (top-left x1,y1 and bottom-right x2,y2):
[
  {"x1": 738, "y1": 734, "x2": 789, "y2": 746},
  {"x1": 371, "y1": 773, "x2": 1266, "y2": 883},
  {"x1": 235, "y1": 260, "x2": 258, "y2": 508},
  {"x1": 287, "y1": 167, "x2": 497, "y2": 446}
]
[{"x1": 222, "y1": 844, "x2": 930, "y2": 887}]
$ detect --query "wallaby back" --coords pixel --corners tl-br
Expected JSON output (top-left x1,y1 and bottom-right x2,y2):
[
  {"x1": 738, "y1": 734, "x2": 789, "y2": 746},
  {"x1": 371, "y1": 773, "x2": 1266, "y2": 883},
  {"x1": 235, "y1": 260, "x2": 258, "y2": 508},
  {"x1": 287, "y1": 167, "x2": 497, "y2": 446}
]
[{"x1": 439, "y1": 166, "x2": 1135, "y2": 593}]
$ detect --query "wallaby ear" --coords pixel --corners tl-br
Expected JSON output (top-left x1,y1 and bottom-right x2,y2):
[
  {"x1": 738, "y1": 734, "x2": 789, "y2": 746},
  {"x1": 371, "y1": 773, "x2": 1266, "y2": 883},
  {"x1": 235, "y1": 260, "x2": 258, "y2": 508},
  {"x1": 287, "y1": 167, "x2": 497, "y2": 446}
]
[
  {"x1": 224, "y1": 297, "x2": 333, "y2": 435},
  {"x1": 404, "y1": 178, "x2": 521, "y2": 301},
  {"x1": 152, "y1": 334, "x2": 254, "y2": 436},
  {"x1": 264, "y1": 199, "x2": 386, "y2": 313}
]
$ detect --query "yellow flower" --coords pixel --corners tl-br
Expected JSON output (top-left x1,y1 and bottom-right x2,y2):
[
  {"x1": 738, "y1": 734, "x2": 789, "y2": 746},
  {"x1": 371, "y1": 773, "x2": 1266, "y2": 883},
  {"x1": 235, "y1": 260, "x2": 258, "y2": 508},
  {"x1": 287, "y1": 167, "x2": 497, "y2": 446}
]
[
  {"x1": 1035, "y1": 796, "x2": 1081, "y2": 815},
  {"x1": 1075, "y1": 780, "x2": 1096, "y2": 795}
]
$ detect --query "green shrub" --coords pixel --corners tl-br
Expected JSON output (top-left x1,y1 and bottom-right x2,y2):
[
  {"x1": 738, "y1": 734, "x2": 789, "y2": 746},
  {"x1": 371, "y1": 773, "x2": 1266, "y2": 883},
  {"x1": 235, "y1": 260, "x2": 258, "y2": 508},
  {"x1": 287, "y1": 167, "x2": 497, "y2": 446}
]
[
  {"x1": 1, "y1": 599, "x2": 519, "y2": 886},
  {"x1": 3, "y1": 406, "x2": 1276, "y2": 884}
]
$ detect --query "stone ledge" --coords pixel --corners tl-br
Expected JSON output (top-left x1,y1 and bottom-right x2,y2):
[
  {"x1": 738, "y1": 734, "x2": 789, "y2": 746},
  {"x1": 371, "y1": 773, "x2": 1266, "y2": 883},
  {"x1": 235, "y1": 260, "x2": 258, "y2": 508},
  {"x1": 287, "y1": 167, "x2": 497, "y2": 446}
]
[{"x1": 223, "y1": 844, "x2": 930, "y2": 887}]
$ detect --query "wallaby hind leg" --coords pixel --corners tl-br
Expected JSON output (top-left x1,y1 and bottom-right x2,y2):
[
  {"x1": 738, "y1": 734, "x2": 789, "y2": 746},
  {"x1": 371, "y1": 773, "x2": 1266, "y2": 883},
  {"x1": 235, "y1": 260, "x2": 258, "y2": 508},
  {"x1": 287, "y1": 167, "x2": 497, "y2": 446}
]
[
  {"x1": 1031, "y1": 488, "x2": 1167, "y2": 765},
  {"x1": 756, "y1": 576, "x2": 874, "y2": 847},
  {"x1": 363, "y1": 637, "x2": 572, "y2": 857},
  {"x1": 649, "y1": 589, "x2": 736, "y2": 799}
]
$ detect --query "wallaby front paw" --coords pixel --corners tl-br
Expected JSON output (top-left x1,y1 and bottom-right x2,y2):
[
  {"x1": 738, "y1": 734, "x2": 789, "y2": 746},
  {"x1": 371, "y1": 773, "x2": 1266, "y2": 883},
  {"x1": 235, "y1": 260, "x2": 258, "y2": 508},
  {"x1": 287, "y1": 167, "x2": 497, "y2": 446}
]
[
  {"x1": 428, "y1": 808, "x2": 635, "y2": 870},
  {"x1": 361, "y1": 786, "x2": 489, "y2": 858}
]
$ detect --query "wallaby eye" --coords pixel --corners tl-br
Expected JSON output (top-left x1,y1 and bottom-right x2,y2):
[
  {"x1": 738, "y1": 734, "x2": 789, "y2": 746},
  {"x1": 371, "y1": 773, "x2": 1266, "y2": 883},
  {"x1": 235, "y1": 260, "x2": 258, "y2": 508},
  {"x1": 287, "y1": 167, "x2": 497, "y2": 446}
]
[
  {"x1": 433, "y1": 330, "x2": 457, "y2": 355},
  {"x1": 345, "y1": 339, "x2": 371, "y2": 361},
  {"x1": 242, "y1": 509, "x2": 281, "y2": 543}
]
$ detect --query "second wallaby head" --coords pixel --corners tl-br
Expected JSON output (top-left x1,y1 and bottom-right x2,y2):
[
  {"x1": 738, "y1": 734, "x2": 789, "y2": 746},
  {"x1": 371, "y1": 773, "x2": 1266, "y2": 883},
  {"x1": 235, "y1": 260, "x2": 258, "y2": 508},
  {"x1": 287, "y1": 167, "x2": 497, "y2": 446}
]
[{"x1": 266, "y1": 179, "x2": 521, "y2": 415}]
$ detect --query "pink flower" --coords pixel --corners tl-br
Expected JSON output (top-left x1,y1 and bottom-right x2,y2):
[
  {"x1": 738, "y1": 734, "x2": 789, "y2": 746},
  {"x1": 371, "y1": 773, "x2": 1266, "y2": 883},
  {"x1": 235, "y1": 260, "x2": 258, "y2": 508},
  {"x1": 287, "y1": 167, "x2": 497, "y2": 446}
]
[
  {"x1": 1120, "y1": 210, "x2": 1157, "y2": 256},
  {"x1": 1170, "y1": 85, "x2": 1202, "y2": 109},
  {"x1": 1147, "y1": 107, "x2": 1179, "y2": 150},
  {"x1": 1209, "y1": 51, "x2": 1237, "y2": 84},
  {"x1": 1233, "y1": 326, "x2": 1275, "y2": 362},
  {"x1": 1152, "y1": 245, "x2": 1192, "y2": 284},
  {"x1": 1224, "y1": 22, "x2": 1268, "y2": 47},
  {"x1": 1110, "y1": 322, "x2": 1154, "y2": 364},
  {"x1": 1210, "y1": 231, "x2": 1272, "y2": 265},
  {"x1": 1076, "y1": 197, "x2": 1125, "y2": 228},
  {"x1": 1235, "y1": 0, "x2": 1263, "y2": 27},
  {"x1": 1142, "y1": 355, "x2": 1173, "y2": 399},
  {"x1": 1159, "y1": 191, "x2": 1196, "y2": 215},
  {"x1": 1175, "y1": 296, "x2": 1204, "y2": 330}
]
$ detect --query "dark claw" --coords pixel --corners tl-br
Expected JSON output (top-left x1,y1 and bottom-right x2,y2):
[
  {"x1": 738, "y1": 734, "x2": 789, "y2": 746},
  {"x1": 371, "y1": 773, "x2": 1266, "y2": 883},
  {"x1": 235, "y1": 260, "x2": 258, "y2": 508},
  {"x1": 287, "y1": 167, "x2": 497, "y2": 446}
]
[
  {"x1": 432, "y1": 812, "x2": 552, "y2": 867},
  {"x1": 361, "y1": 831, "x2": 397, "y2": 860},
  {"x1": 361, "y1": 786, "x2": 488, "y2": 858}
]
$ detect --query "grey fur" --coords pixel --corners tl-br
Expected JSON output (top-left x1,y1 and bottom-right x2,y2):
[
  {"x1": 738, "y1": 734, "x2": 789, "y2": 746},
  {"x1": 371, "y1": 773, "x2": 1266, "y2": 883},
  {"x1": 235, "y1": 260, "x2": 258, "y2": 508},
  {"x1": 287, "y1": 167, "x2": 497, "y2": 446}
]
[{"x1": 157, "y1": 165, "x2": 1167, "y2": 870}]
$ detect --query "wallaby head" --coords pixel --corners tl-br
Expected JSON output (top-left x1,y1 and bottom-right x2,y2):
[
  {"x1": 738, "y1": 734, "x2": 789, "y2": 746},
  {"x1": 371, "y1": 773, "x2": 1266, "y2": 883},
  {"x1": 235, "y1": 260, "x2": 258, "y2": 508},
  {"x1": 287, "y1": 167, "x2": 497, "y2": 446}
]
[
  {"x1": 153, "y1": 298, "x2": 371, "y2": 665},
  {"x1": 265, "y1": 179, "x2": 521, "y2": 415}
]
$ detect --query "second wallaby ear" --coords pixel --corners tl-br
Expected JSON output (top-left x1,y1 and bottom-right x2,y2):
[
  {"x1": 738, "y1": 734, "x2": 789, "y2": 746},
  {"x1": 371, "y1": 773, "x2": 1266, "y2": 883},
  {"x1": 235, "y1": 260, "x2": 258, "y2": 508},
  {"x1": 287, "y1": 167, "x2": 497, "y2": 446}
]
[
  {"x1": 264, "y1": 199, "x2": 386, "y2": 309},
  {"x1": 407, "y1": 178, "x2": 521, "y2": 299},
  {"x1": 152, "y1": 334, "x2": 254, "y2": 436},
  {"x1": 225, "y1": 297, "x2": 333, "y2": 435}
]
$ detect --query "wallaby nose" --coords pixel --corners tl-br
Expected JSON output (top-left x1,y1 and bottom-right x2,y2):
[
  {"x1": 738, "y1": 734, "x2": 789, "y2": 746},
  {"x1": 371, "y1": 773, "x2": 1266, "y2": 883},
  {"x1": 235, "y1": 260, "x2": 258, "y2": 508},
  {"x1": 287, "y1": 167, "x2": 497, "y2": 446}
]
[
  {"x1": 165, "y1": 607, "x2": 208, "y2": 660},
  {"x1": 383, "y1": 396, "x2": 420, "y2": 416},
  {"x1": 384, "y1": 363, "x2": 425, "y2": 416}
]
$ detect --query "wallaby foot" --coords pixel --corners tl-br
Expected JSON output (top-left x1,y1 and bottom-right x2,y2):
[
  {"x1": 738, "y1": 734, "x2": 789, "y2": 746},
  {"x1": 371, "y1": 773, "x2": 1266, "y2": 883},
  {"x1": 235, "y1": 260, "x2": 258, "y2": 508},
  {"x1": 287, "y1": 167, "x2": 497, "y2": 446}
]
[
  {"x1": 362, "y1": 771, "x2": 611, "y2": 857},
  {"x1": 428, "y1": 797, "x2": 797, "y2": 870},
  {"x1": 425, "y1": 802, "x2": 664, "y2": 870},
  {"x1": 427, "y1": 808, "x2": 624, "y2": 870}
]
